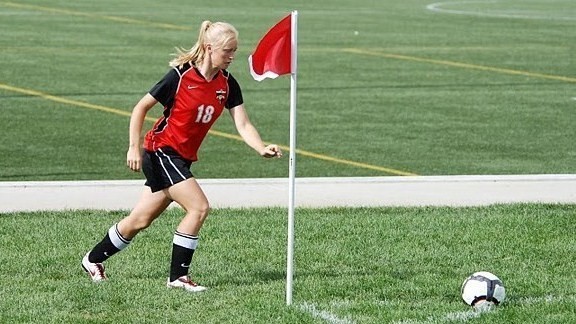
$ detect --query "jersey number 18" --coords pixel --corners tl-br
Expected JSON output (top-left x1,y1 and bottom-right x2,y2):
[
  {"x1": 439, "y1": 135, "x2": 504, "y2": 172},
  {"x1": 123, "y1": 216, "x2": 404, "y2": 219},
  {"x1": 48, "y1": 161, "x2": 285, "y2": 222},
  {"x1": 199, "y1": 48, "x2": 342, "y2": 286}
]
[{"x1": 195, "y1": 105, "x2": 215, "y2": 123}]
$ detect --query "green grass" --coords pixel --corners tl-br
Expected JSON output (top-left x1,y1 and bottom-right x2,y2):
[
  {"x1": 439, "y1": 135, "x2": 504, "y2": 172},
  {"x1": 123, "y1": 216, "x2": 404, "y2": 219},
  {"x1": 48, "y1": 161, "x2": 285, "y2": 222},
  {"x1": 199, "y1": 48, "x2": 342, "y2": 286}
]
[
  {"x1": 2, "y1": 1, "x2": 576, "y2": 322},
  {"x1": 1, "y1": 204, "x2": 575, "y2": 323},
  {"x1": 1, "y1": 0, "x2": 576, "y2": 180}
]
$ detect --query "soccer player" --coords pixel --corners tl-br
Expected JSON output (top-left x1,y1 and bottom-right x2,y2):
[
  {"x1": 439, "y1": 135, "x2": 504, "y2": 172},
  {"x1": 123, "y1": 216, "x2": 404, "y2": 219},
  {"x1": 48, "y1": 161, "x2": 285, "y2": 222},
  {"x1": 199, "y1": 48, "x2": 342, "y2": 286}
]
[{"x1": 81, "y1": 20, "x2": 282, "y2": 292}]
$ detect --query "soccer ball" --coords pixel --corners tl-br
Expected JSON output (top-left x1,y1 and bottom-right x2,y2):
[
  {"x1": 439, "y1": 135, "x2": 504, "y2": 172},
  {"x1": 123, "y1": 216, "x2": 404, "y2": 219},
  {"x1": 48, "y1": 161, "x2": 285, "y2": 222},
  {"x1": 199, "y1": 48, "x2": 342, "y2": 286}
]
[{"x1": 461, "y1": 271, "x2": 506, "y2": 307}]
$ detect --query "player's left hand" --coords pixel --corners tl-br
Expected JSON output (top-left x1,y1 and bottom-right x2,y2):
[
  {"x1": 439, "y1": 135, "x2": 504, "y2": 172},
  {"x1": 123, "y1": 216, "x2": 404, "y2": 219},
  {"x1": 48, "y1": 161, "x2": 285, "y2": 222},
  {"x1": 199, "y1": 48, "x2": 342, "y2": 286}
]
[{"x1": 261, "y1": 144, "x2": 283, "y2": 158}]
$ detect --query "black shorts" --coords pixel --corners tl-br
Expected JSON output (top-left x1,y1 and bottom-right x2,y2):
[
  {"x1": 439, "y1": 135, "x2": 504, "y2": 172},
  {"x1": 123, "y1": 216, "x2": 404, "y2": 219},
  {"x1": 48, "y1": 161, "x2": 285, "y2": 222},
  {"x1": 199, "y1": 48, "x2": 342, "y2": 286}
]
[{"x1": 142, "y1": 147, "x2": 193, "y2": 192}]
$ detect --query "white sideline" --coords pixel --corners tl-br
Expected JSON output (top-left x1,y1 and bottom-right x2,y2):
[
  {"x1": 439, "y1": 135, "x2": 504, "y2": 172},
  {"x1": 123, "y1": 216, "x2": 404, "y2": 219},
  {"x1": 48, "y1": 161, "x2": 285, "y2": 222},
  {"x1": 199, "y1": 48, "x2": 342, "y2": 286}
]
[
  {"x1": 1, "y1": 175, "x2": 575, "y2": 212},
  {"x1": 426, "y1": 1, "x2": 576, "y2": 21}
]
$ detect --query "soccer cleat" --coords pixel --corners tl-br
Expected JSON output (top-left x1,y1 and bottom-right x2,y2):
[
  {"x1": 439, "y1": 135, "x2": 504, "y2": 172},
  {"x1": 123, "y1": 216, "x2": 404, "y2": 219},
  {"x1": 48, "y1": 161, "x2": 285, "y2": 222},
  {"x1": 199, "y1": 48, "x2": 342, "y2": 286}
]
[
  {"x1": 82, "y1": 252, "x2": 107, "y2": 282},
  {"x1": 167, "y1": 275, "x2": 207, "y2": 292}
]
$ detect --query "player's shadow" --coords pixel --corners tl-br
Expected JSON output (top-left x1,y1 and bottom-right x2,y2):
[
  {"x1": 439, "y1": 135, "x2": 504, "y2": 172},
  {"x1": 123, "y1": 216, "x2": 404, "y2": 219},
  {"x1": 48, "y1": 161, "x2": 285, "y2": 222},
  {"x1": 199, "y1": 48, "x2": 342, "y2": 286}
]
[
  {"x1": 216, "y1": 268, "x2": 285, "y2": 286},
  {"x1": 217, "y1": 265, "x2": 380, "y2": 287}
]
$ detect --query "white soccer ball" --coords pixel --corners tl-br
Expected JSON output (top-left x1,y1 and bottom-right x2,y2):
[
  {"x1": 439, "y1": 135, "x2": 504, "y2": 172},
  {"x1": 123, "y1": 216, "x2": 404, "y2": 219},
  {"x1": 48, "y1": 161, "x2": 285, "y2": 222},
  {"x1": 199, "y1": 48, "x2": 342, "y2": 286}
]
[{"x1": 461, "y1": 271, "x2": 506, "y2": 307}]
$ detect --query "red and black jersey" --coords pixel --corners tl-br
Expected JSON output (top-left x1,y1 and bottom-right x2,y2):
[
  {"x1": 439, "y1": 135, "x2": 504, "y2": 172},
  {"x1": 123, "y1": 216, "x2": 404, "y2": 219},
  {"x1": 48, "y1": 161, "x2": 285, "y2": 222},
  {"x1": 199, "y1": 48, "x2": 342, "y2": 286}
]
[{"x1": 144, "y1": 62, "x2": 243, "y2": 161}]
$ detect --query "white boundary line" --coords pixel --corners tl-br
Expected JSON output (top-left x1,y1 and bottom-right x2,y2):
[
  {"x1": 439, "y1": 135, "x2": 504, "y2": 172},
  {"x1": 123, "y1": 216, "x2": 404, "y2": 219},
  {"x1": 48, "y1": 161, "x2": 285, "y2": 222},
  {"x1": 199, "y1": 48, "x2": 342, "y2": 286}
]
[
  {"x1": 393, "y1": 307, "x2": 495, "y2": 324},
  {"x1": 393, "y1": 295, "x2": 576, "y2": 323},
  {"x1": 334, "y1": 295, "x2": 576, "y2": 323},
  {"x1": 426, "y1": 1, "x2": 576, "y2": 21},
  {"x1": 299, "y1": 302, "x2": 355, "y2": 324}
]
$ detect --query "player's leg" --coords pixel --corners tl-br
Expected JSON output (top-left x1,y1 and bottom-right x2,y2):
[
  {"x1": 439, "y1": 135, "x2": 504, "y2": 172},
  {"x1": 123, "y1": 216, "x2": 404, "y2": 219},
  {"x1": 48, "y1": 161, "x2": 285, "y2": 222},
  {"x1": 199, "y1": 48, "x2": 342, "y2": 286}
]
[
  {"x1": 165, "y1": 178, "x2": 209, "y2": 292},
  {"x1": 82, "y1": 188, "x2": 172, "y2": 281},
  {"x1": 117, "y1": 188, "x2": 173, "y2": 239}
]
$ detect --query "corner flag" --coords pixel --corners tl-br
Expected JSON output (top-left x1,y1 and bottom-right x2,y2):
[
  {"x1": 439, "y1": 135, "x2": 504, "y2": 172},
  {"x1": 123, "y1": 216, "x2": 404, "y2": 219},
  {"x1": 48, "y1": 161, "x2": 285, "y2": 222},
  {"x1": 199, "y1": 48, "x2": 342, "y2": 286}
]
[
  {"x1": 248, "y1": 13, "x2": 293, "y2": 81},
  {"x1": 248, "y1": 11, "x2": 298, "y2": 306}
]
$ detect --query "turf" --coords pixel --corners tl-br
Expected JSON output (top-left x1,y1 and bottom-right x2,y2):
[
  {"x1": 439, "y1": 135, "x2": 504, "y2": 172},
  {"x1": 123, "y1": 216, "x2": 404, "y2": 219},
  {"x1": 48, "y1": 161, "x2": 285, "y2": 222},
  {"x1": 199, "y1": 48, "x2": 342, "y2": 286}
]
[
  {"x1": 1, "y1": 0, "x2": 576, "y2": 180},
  {"x1": 1, "y1": 204, "x2": 575, "y2": 323},
  {"x1": 2, "y1": 1, "x2": 576, "y2": 323}
]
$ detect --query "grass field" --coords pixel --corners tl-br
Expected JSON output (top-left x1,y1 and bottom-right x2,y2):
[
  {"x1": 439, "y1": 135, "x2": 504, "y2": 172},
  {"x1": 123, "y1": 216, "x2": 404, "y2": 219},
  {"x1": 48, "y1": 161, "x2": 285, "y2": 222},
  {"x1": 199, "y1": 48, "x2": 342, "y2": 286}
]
[
  {"x1": 2, "y1": 0, "x2": 576, "y2": 323},
  {"x1": 1, "y1": 0, "x2": 576, "y2": 180},
  {"x1": 1, "y1": 204, "x2": 575, "y2": 323}
]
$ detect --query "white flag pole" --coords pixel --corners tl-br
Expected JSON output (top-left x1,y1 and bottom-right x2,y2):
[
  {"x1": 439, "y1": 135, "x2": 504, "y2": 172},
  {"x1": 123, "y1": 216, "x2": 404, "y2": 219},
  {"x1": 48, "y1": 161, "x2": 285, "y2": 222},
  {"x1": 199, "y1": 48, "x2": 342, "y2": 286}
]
[{"x1": 286, "y1": 9, "x2": 298, "y2": 306}]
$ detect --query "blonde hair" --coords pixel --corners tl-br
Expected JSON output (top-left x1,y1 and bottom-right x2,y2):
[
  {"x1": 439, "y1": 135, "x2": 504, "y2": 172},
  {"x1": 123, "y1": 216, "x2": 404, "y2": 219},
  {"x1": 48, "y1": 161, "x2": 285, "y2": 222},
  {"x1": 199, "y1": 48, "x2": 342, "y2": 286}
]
[{"x1": 169, "y1": 21, "x2": 238, "y2": 68}]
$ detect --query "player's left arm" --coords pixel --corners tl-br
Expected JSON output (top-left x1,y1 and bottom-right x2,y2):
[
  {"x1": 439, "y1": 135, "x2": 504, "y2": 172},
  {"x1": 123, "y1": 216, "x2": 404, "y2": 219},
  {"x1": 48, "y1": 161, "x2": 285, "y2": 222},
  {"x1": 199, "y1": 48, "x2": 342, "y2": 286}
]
[{"x1": 228, "y1": 104, "x2": 282, "y2": 158}]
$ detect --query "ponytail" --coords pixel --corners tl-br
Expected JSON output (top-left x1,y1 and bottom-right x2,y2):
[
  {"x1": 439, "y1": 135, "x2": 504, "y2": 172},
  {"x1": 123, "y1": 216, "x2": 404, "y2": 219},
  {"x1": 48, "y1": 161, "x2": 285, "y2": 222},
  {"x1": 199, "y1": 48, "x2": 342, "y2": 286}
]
[
  {"x1": 169, "y1": 21, "x2": 212, "y2": 67},
  {"x1": 169, "y1": 20, "x2": 238, "y2": 68}
]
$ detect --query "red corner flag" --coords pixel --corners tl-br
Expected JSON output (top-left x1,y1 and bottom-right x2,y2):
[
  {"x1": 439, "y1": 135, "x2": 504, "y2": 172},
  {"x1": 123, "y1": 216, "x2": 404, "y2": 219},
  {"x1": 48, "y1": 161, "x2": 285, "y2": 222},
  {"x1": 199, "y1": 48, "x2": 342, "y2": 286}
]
[
  {"x1": 249, "y1": 11, "x2": 298, "y2": 307},
  {"x1": 248, "y1": 13, "x2": 292, "y2": 81}
]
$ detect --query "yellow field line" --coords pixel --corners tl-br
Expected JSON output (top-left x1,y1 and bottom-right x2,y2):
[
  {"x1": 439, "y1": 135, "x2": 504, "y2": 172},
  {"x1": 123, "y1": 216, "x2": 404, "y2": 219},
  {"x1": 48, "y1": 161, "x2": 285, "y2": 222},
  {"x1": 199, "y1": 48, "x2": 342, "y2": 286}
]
[
  {"x1": 342, "y1": 48, "x2": 576, "y2": 83},
  {"x1": 0, "y1": 83, "x2": 134, "y2": 117},
  {"x1": 206, "y1": 130, "x2": 417, "y2": 176},
  {"x1": 0, "y1": 83, "x2": 417, "y2": 176},
  {"x1": 3, "y1": 0, "x2": 573, "y2": 85},
  {"x1": 290, "y1": 148, "x2": 418, "y2": 176},
  {"x1": 0, "y1": 1, "x2": 190, "y2": 31}
]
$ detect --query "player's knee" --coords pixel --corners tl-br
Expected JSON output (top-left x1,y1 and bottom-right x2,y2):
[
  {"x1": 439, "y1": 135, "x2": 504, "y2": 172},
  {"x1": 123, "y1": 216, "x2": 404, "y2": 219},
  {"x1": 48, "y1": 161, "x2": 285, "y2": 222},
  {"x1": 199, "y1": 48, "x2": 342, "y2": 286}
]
[
  {"x1": 179, "y1": 199, "x2": 210, "y2": 222},
  {"x1": 187, "y1": 202, "x2": 210, "y2": 223},
  {"x1": 196, "y1": 202, "x2": 210, "y2": 220}
]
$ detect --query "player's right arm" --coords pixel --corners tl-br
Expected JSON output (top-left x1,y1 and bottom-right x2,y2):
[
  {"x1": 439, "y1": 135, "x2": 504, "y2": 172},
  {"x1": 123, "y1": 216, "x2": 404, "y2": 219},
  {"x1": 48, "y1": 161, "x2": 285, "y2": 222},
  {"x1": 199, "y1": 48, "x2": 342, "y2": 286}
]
[{"x1": 126, "y1": 93, "x2": 158, "y2": 172}]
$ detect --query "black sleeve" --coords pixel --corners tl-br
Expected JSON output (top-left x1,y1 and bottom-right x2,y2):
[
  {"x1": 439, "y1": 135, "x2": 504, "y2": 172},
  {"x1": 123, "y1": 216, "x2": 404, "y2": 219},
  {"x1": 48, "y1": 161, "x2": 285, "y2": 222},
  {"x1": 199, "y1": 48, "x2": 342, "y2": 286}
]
[
  {"x1": 149, "y1": 68, "x2": 180, "y2": 107},
  {"x1": 226, "y1": 73, "x2": 244, "y2": 109}
]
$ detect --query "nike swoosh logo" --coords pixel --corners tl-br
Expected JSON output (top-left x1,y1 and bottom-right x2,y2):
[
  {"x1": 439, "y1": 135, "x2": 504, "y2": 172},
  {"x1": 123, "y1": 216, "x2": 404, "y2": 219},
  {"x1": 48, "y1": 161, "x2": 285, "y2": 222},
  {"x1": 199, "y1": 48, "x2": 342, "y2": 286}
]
[
  {"x1": 187, "y1": 85, "x2": 198, "y2": 90},
  {"x1": 181, "y1": 263, "x2": 190, "y2": 268},
  {"x1": 103, "y1": 252, "x2": 110, "y2": 257}
]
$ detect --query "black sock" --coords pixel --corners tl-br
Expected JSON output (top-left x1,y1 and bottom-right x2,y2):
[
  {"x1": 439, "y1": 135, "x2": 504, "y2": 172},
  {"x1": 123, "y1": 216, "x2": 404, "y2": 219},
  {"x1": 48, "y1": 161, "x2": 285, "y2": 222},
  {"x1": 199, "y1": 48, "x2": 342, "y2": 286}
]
[
  {"x1": 88, "y1": 223, "x2": 131, "y2": 263},
  {"x1": 169, "y1": 231, "x2": 198, "y2": 281}
]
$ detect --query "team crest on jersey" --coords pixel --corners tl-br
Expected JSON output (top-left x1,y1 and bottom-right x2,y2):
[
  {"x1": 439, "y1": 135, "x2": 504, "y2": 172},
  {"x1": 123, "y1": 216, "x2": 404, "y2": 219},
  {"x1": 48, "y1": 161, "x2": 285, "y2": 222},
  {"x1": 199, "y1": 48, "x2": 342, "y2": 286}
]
[{"x1": 216, "y1": 89, "x2": 226, "y2": 104}]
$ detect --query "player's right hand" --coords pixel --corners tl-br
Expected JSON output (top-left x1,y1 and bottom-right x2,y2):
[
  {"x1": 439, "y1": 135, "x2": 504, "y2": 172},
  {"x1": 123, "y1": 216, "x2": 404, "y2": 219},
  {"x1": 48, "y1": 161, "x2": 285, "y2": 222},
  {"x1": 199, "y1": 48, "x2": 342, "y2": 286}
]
[{"x1": 126, "y1": 147, "x2": 142, "y2": 172}]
